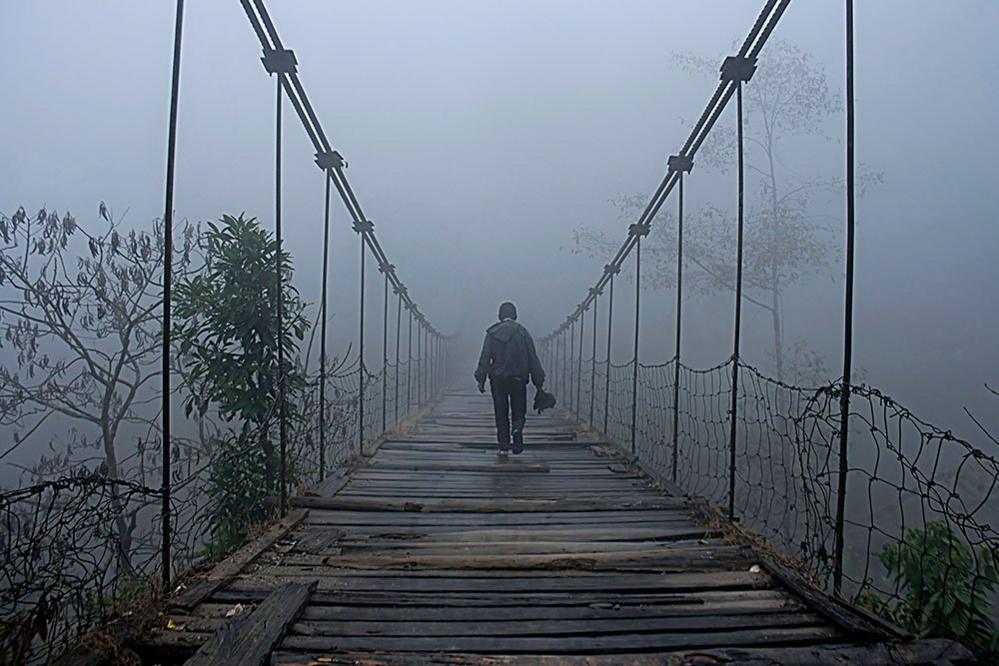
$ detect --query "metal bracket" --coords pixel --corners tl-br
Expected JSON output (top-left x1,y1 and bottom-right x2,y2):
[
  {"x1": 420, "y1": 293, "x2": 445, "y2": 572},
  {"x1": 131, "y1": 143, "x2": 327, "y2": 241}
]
[
  {"x1": 261, "y1": 48, "x2": 298, "y2": 75},
  {"x1": 668, "y1": 154, "x2": 694, "y2": 173},
  {"x1": 720, "y1": 55, "x2": 757, "y2": 83},
  {"x1": 629, "y1": 223, "x2": 651, "y2": 237},
  {"x1": 604, "y1": 263, "x2": 621, "y2": 276},
  {"x1": 379, "y1": 262, "x2": 395, "y2": 275},
  {"x1": 315, "y1": 150, "x2": 346, "y2": 170},
  {"x1": 352, "y1": 220, "x2": 374, "y2": 234}
]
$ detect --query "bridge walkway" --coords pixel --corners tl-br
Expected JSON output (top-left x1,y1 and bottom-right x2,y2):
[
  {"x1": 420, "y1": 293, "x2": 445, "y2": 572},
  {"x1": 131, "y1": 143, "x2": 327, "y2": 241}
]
[{"x1": 135, "y1": 386, "x2": 968, "y2": 664}]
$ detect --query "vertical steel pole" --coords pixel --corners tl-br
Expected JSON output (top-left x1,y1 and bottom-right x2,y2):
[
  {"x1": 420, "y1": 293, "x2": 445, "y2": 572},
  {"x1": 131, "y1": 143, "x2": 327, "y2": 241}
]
[
  {"x1": 160, "y1": 0, "x2": 185, "y2": 589},
  {"x1": 834, "y1": 0, "x2": 855, "y2": 595},
  {"x1": 406, "y1": 308, "x2": 413, "y2": 414},
  {"x1": 426, "y1": 326, "x2": 432, "y2": 400},
  {"x1": 561, "y1": 329, "x2": 568, "y2": 400},
  {"x1": 394, "y1": 291, "x2": 402, "y2": 425},
  {"x1": 275, "y1": 75, "x2": 288, "y2": 517},
  {"x1": 416, "y1": 322, "x2": 423, "y2": 407},
  {"x1": 576, "y1": 309, "x2": 584, "y2": 418},
  {"x1": 319, "y1": 173, "x2": 331, "y2": 481},
  {"x1": 381, "y1": 270, "x2": 388, "y2": 434},
  {"x1": 358, "y1": 235, "x2": 366, "y2": 453},
  {"x1": 630, "y1": 236, "x2": 642, "y2": 455},
  {"x1": 589, "y1": 292, "x2": 598, "y2": 425},
  {"x1": 727, "y1": 82, "x2": 746, "y2": 521},
  {"x1": 672, "y1": 172, "x2": 684, "y2": 482},
  {"x1": 568, "y1": 320, "x2": 576, "y2": 414},
  {"x1": 603, "y1": 274, "x2": 615, "y2": 434}
]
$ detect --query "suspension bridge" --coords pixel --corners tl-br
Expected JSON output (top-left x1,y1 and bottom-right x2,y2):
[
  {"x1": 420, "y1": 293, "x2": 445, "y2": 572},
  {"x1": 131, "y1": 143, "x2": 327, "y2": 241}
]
[{"x1": 1, "y1": 0, "x2": 995, "y2": 664}]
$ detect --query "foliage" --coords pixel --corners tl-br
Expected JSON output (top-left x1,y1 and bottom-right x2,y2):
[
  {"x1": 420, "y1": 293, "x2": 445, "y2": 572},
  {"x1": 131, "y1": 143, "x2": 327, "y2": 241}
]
[
  {"x1": 174, "y1": 213, "x2": 309, "y2": 487},
  {"x1": 858, "y1": 521, "x2": 999, "y2": 659},
  {"x1": 201, "y1": 433, "x2": 274, "y2": 561}
]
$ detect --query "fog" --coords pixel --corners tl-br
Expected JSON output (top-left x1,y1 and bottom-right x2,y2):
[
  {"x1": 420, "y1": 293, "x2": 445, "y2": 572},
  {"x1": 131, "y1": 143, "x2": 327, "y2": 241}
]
[{"x1": 2, "y1": 0, "x2": 998, "y2": 462}]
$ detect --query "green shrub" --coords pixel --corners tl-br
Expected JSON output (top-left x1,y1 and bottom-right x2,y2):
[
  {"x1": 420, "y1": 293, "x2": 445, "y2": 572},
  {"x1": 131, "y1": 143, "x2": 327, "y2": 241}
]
[
  {"x1": 202, "y1": 434, "x2": 273, "y2": 561},
  {"x1": 858, "y1": 521, "x2": 998, "y2": 659}
]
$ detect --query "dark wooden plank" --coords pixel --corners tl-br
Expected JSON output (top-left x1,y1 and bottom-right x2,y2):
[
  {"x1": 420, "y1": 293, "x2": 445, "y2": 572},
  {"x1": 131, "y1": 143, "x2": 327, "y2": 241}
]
[
  {"x1": 270, "y1": 639, "x2": 974, "y2": 665},
  {"x1": 171, "y1": 509, "x2": 308, "y2": 611},
  {"x1": 290, "y1": 495, "x2": 683, "y2": 512},
  {"x1": 279, "y1": 625, "x2": 842, "y2": 653},
  {"x1": 186, "y1": 580, "x2": 315, "y2": 666}
]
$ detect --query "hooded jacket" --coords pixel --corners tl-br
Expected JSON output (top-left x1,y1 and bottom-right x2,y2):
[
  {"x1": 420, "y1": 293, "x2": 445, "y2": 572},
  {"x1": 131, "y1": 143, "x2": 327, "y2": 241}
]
[{"x1": 474, "y1": 319, "x2": 546, "y2": 386}]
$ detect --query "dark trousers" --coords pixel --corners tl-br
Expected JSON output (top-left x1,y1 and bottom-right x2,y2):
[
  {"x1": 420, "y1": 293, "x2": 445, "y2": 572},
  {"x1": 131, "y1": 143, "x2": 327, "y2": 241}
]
[{"x1": 489, "y1": 376, "x2": 527, "y2": 446}]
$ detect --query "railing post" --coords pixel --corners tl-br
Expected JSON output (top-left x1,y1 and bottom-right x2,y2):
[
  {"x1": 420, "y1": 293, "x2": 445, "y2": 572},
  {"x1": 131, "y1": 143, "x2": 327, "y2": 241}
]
[
  {"x1": 834, "y1": 0, "x2": 856, "y2": 595},
  {"x1": 589, "y1": 288, "x2": 599, "y2": 426},
  {"x1": 319, "y1": 172, "x2": 331, "y2": 481},
  {"x1": 668, "y1": 155, "x2": 693, "y2": 482},
  {"x1": 314, "y1": 150, "x2": 345, "y2": 482},
  {"x1": 721, "y1": 55, "x2": 755, "y2": 521},
  {"x1": 603, "y1": 265, "x2": 619, "y2": 434},
  {"x1": 416, "y1": 319, "x2": 423, "y2": 407},
  {"x1": 262, "y1": 47, "x2": 297, "y2": 516},
  {"x1": 566, "y1": 316, "x2": 579, "y2": 413},
  {"x1": 406, "y1": 306, "x2": 413, "y2": 414},
  {"x1": 160, "y1": 0, "x2": 185, "y2": 589},
  {"x1": 354, "y1": 220, "x2": 373, "y2": 454},
  {"x1": 381, "y1": 266, "x2": 389, "y2": 434},
  {"x1": 629, "y1": 224, "x2": 648, "y2": 456},
  {"x1": 576, "y1": 307, "x2": 584, "y2": 419},
  {"x1": 394, "y1": 288, "x2": 402, "y2": 426}
]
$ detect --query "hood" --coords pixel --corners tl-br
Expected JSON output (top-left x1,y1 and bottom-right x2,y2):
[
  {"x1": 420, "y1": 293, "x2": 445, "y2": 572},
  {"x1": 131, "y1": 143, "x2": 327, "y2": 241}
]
[{"x1": 487, "y1": 319, "x2": 522, "y2": 343}]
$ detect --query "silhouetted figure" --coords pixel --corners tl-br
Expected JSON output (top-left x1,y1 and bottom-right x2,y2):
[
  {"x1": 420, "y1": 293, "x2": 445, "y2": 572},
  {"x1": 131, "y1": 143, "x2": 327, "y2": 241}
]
[{"x1": 474, "y1": 302, "x2": 546, "y2": 456}]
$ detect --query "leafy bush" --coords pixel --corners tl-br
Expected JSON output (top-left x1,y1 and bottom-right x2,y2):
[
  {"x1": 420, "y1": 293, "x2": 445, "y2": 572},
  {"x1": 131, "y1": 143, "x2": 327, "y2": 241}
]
[
  {"x1": 175, "y1": 213, "x2": 310, "y2": 491},
  {"x1": 858, "y1": 521, "x2": 998, "y2": 659},
  {"x1": 202, "y1": 434, "x2": 273, "y2": 561}
]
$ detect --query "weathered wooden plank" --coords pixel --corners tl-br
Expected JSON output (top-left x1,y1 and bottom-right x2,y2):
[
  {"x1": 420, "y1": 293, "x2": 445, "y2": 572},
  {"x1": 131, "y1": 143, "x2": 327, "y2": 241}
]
[
  {"x1": 227, "y1": 570, "x2": 774, "y2": 594},
  {"x1": 290, "y1": 495, "x2": 683, "y2": 513},
  {"x1": 186, "y1": 580, "x2": 315, "y2": 666},
  {"x1": 269, "y1": 639, "x2": 974, "y2": 665},
  {"x1": 279, "y1": 625, "x2": 842, "y2": 653},
  {"x1": 288, "y1": 611, "x2": 826, "y2": 638},
  {"x1": 171, "y1": 509, "x2": 308, "y2": 611}
]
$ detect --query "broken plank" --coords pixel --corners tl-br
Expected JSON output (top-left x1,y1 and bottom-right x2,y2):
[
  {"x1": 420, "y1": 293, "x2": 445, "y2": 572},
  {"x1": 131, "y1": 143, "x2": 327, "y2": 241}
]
[{"x1": 186, "y1": 580, "x2": 315, "y2": 666}]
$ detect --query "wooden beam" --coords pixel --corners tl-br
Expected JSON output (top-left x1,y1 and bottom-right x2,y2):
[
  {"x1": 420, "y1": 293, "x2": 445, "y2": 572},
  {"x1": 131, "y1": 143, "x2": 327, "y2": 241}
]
[
  {"x1": 171, "y1": 509, "x2": 308, "y2": 610},
  {"x1": 186, "y1": 580, "x2": 316, "y2": 666}
]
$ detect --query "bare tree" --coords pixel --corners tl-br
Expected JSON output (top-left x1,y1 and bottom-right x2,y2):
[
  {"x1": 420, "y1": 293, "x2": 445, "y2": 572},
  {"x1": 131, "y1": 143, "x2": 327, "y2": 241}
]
[
  {"x1": 0, "y1": 204, "x2": 196, "y2": 569},
  {"x1": 573, "y1": 41, "x2": 880, "y2": 382}
]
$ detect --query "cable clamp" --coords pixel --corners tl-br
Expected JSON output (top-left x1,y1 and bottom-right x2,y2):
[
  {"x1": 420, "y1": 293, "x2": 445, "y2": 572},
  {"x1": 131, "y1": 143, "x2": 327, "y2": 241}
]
[
  {"x1": 315, "y1": 150, "x2": 346, "y2": 170},
  {"x1": 604, "y1": 263, "x2": 621, "y2": 276},
  {"x1": 261, "y1": 48, "x2": 298, "y2": 75},
  {"x1": 668, "y1": 154, "x2": 694, "y2": 173},
  {"x1": 352, "y1": 220, "x2": 374, "y2": 233},
  {"x1": 720, "y1": 55, "x2": 756, "y2": 83},
  {"x1": 379, "y1": 262, "x2": 395, "y2": 274},
  {"x1": 629, "y1": 223, "x2": 651, "y2": 237}
]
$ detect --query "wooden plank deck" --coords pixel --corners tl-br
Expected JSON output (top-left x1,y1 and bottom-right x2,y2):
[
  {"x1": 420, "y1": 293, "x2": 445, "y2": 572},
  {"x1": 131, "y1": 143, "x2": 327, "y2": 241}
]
[{"x1": 136, "y1": 387, "x2": 971, "y2": 664}]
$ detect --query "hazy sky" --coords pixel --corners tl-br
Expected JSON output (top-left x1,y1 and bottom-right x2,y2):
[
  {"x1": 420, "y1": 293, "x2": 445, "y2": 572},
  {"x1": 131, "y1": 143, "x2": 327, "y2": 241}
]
[{"x1": 2, "y1": 1, "x2": 998, "y2": 435}]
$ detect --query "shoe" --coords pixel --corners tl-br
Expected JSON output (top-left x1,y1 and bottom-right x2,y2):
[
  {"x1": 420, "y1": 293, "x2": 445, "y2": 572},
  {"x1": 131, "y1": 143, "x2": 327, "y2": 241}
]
[
  {"x1": 497, "y1": 448, "x2": 509, "y2": 460},
  {"x1": 512, "y1": 430, "x2": 524, "y2": 454}
]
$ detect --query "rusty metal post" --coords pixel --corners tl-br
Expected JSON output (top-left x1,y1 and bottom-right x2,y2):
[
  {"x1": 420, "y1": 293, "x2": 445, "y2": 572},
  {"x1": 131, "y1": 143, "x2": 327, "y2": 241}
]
[
  {"x1": 834, "y1": 0, "x2": 856, "y2": 594},
  {"x1": 160, "y1": 0, "x2": 185, "y2": 588},
  {"x1": 603, "y1": 266, "x2": 618, "y2": 434}
]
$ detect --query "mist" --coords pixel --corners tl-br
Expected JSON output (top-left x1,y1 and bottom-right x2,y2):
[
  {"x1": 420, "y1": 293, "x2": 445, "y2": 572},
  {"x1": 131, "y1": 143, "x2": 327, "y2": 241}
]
[{"x1": 3, "y1": 1, "x2": 997, "y2": 447}]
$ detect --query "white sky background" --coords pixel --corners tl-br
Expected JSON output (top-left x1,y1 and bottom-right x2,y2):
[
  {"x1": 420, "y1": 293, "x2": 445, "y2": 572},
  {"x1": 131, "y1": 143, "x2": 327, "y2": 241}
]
[{"x1": 1, "y1": 1, "x2": 998, "y2": 441}]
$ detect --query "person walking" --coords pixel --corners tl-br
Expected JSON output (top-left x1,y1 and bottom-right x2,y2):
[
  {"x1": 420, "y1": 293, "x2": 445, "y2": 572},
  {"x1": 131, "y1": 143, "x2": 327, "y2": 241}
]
[{"x1": 474, "y1": 302, "x2": 546, "y2": 456}]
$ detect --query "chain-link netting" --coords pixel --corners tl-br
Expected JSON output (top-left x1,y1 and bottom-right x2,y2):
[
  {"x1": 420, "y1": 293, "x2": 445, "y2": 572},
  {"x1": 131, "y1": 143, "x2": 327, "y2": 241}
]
[{"x1": 544, "y1": 342, "x2": 999, "y2": 638}]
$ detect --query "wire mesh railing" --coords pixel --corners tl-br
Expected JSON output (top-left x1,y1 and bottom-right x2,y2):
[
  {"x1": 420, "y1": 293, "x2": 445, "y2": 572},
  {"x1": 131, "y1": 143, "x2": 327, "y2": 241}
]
[
  {"x1": 0, "y1": 352, "x2": 445, "y2": 663},
  {"x1": 544, "y1": 343, "x2": 999, "y2": 648}
]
